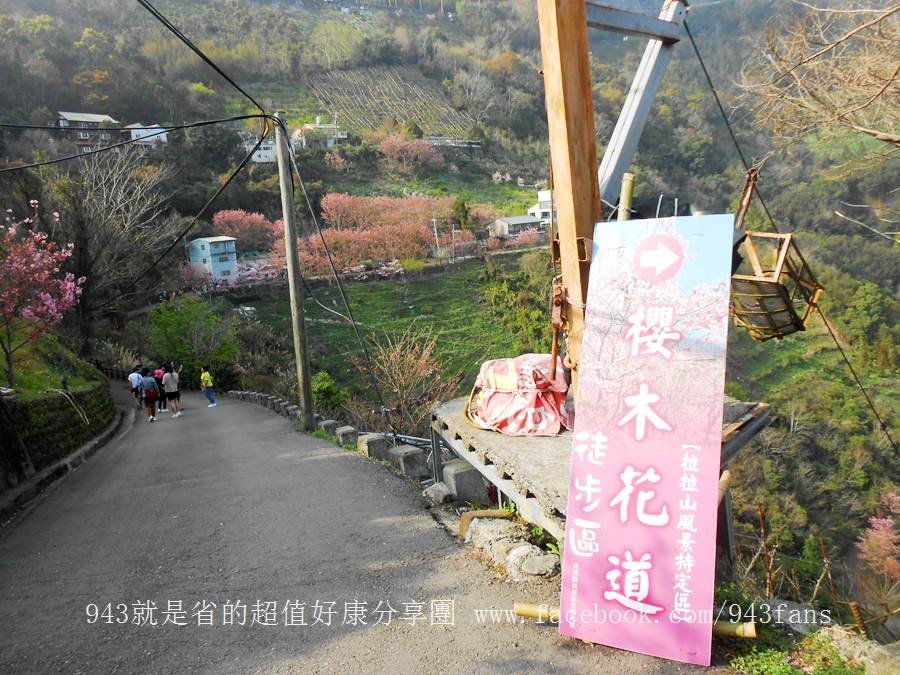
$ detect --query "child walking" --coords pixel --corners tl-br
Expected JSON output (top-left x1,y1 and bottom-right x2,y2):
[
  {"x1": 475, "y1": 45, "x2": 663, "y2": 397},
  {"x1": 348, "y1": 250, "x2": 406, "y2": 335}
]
[{"x1": 200, "y1": 365, "x2": 217, "y2": 408}]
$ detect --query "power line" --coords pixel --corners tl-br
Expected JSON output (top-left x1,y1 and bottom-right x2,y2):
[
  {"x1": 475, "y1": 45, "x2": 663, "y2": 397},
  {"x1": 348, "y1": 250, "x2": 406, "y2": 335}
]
[
  {"x1": 683, "y1": 21, "x2": 780, "y2": 234},
  {"x1": 683, "y1": 20, "x2": 897, "y2": 454},
  {"x1": 298, "y1": 275, "x2": 353, "y2": 324},
  {"x1": 1, "y1": 126, "x2": 172, "y2": 173},
  {"x1": 275, "y1": 116, "x2": 397, "y2": 439},
  {"x1": 136, "y1": 0, "x2": 266, "y2": 116},
  {"x1": 817, "y1": 312, "x2": 897, "y2": 452},
  {"x1": 0, "y1": 115, "x2": 267, "y2": 174},
  {"x1": 0, "y1": 116, "x2": 259, "y2": 132},
  {"x1": 93, "y1": 133, "x2": 268, "y2": 312}
]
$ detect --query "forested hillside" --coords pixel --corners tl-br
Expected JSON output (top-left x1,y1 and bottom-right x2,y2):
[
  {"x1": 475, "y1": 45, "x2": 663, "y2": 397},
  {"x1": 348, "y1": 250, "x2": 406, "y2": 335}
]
[{"x1": 0, "y1": 0, "x2": 896, "y2": 605}]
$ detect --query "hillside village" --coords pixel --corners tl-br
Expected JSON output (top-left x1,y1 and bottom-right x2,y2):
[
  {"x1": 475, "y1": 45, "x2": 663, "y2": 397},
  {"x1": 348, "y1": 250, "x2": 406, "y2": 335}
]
[{"x1": 0, "y1": 1, "x2": 897, "y2": 672}]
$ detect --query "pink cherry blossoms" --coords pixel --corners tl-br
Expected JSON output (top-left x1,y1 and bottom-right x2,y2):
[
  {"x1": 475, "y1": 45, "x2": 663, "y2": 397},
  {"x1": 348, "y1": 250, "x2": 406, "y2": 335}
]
[
  {"x1": 1, "y1": 210, "x2": 85, "y2": 386},
  {"x1": 858, "y1": 492, "x2": 900, "y2": 583}
]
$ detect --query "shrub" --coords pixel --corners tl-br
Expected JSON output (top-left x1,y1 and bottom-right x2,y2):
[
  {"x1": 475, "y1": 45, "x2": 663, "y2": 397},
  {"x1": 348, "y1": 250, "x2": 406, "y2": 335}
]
[
  {"x1": 94, "y1": 339, "x2": 145, "y2": 371},
  {"x1": 401, "y1": 258, "x2": 426, "y2": 274},
  {"x1": 346, "y1": 325, "x2": 458, "y2": 436},
  {"x1": 312, "y1": 371, "x2": 349, "y2": 415},
  {"x1": 147, "y1": 296, "x2": 238, "y2": 386}
]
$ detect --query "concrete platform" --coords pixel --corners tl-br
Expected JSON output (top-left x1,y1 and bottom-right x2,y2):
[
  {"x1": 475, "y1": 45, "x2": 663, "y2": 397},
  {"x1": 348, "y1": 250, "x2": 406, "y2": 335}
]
[{"x1": 430, "y1": 396, "x2": 771, "y2": 541}]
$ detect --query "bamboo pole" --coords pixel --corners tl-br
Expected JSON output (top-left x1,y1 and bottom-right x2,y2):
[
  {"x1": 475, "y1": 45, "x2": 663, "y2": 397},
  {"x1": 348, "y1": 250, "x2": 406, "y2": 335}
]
[
  {"x1": 513, "y1": 603, "x2": 757, "y2": 638},
  {"x1": 618, "y1": 172, "x2": 634, "y2": 221},
  {"x1": 718, "y1": 470, "x2": 732, "y2": 507}
]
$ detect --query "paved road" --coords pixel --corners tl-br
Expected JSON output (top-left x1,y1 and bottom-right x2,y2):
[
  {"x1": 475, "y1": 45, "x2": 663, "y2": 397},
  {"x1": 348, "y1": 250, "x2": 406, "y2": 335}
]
[{"x1": 0, "y1": 384, "x2": 705, "y2": 674}]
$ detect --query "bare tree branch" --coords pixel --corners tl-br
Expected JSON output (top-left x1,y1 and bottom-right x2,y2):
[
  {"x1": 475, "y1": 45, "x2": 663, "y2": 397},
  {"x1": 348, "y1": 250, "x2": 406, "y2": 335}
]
[
  {"x1": 833, "y1": 210, "x2": 900, "y2": 242},
  {"x1": 789, "y1": 0, "x2": 895, "y2": 14},
  {"x1": 741, "y1": 2, "x2": 900, "y2": 152}
]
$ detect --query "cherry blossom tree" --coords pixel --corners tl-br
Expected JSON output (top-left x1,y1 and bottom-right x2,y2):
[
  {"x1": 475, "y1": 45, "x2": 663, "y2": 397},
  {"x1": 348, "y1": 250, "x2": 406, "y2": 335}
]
[
  {"x1": 272, "y1": 223, "x2": 434, "y2": 276},
  {"x1": 320, "y1": 193, "x2": 454, "y2": 230},
  {"x1": 1, "y1": 206, "x2": 85, "y2": 386},
  {"x1": 514, "y1": 227, "x2": 542, "y2": 248},
  {"x1": 211, "y1": 210, "x2": 278, "y2": 252},
  {"x1": 378, "y1": 134, "x2": 444, "y2": 173},
  {"x1": 858, "y1": 492, "x2": 900, "y2": 584},
  {"x1": 856, "y1": 491, "x2": 900, "y2": 633}
]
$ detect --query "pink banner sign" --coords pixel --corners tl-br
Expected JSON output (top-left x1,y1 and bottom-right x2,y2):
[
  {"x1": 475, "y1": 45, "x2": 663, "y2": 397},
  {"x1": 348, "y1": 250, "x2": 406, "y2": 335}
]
[{"x1": 559, "y1": 215, "x2": 734, "y2": 666}]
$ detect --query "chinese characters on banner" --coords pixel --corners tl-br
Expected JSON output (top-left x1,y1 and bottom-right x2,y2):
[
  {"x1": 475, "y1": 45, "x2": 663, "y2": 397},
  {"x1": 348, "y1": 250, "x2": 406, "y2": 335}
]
[{"x1": 559, "y1": 215, "x2": 734, "y2": 666}]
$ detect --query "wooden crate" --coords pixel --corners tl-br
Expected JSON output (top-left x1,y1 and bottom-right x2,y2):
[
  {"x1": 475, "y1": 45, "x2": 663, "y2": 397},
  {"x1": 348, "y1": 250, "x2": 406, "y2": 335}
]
[{"x1": 731, "y1": 231, "x2": 824, "y2": 341}]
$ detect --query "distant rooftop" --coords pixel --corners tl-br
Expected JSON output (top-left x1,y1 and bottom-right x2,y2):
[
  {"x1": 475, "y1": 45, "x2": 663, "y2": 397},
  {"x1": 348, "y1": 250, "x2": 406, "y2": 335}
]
[
  {"x1": 58, "y1": 112, "x2": 119, "y2": 124},
  {"x1": 192, "y1": 236, "x2": 237, "y2": 243},
  {"x1": 495, "y1": 215, "x2": 543, "y2": 226}
]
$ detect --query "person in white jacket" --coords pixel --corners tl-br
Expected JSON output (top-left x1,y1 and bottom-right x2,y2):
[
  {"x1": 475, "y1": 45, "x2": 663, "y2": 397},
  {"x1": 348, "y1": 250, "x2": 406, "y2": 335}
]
[{"x1": 162, "y1": 364, "x2": 182, "y2": 418}]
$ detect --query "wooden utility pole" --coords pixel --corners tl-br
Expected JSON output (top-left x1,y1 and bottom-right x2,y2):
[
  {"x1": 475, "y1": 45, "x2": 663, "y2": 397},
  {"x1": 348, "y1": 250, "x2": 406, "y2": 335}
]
[
  {"x1": 537, "y1": 0, "x2": 602, "y2": 396},
  {"x1": 274, "y1": 111, "x2": 315, "y2": 431}
]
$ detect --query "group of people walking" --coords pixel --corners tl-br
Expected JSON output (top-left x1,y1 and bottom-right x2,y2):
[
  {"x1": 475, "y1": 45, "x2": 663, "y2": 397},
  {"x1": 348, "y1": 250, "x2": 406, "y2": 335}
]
[{"x1": 127, "y1": 364, "x2": 217, "y2": 423}]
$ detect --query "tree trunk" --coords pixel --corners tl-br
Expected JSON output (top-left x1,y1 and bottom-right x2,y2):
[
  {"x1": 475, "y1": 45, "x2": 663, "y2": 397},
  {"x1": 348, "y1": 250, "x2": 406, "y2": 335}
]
[
  {"x1": 3, "y1": 347, "x2": 14, "y2": 388},
  {"x1": 76, "y1": 287, "x2": 95, "y2": 358},
  {"x1": 73, "y1": 223, "x2": 94, "y2": 357}
]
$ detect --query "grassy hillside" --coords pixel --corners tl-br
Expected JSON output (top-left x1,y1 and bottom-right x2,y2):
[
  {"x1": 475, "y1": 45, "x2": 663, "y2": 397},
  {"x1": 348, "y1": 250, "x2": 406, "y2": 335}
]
[
  {"x1": 4, "y1": 334, "x2": 105, "y2": 402},
  {"x1": 247, "y1": 255, "x2": 530, "y2": 398},
  {"x1": 725, "y1": 316, "x2": 898, "y2": 550}
]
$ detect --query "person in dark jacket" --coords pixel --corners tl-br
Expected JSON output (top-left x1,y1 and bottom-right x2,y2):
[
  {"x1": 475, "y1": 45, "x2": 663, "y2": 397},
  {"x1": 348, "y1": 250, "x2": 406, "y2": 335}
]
[{"x1": 140, "y1": 367, "x2": 161, "y2": 422}]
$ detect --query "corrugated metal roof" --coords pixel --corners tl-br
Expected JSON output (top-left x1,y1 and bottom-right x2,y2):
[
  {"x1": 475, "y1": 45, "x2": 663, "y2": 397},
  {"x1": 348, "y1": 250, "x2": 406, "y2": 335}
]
[
  {"x1": 58, "y1": 112, "x2": 120, "y2": 124},
  {"x1": 496, "y1": 215, "x2": 542, "y2": 225}
]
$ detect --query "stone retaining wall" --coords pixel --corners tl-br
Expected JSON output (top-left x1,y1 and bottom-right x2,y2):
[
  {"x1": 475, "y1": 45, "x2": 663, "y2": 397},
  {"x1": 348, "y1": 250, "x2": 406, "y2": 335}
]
[{"x1": 1, "y1": 381, "x2": 115, "y2": 491}]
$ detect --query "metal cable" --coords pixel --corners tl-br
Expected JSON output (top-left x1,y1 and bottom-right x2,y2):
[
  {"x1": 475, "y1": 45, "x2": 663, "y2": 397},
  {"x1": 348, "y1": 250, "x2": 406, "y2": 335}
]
[
  {"x1": 683, "y1": 20, "x2": 781, "y2": 234},
  {"x1": 0, "y1": 117, "x2": 256, "y2": 132},
  {"x1": 136, "y1": 0, "x2": 266, "y2": 116},
  {"x1": 817, "y1": 311, "x2": 898, "y2": 453},
  {"x1": 297, "y1": 274, "x2": 353, "y2": 324},
  {"x1": 274, "y1": 116, "x2": 398, "y2": 440},
  {"x1": 0, "y1": 115, "x2": 267, "y2": 174},
  {"x1": 684, "y1": 20, "x2": 896, "y2": 453},
  {"x1": 92, "y1": 134, "x2": 268, "y2": 312}
]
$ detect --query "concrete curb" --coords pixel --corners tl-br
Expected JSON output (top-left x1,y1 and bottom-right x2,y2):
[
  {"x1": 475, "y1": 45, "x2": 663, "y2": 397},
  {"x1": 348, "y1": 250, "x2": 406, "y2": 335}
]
[
  {"x1": 226, "y1": 392, "x2": 434, "y2": 483},
  {"x1": 227, "y1": 391, "x2": 361, "y2": 446},
  {"x1": 0, "y1": 405, "x2": 132, "y2": 522}
]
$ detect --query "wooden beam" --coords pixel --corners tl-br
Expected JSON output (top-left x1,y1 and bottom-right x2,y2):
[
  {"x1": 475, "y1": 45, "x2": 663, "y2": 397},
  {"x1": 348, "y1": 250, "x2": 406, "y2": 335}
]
[
  {"x1": 537, "y1": 0, "x2": 601, "y2": 397},
  {"x1": 596, "y1": 0, "x2": 687, "y2": 204},
  {"x1": 585, "y1": 2, "x2": 683, "y2": 44}
]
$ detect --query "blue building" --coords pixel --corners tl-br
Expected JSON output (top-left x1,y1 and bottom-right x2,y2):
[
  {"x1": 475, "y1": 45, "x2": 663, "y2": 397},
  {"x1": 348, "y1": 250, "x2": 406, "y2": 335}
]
[{"x1": 188, "y1": 236, "x2": 238, "y2": 281}]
